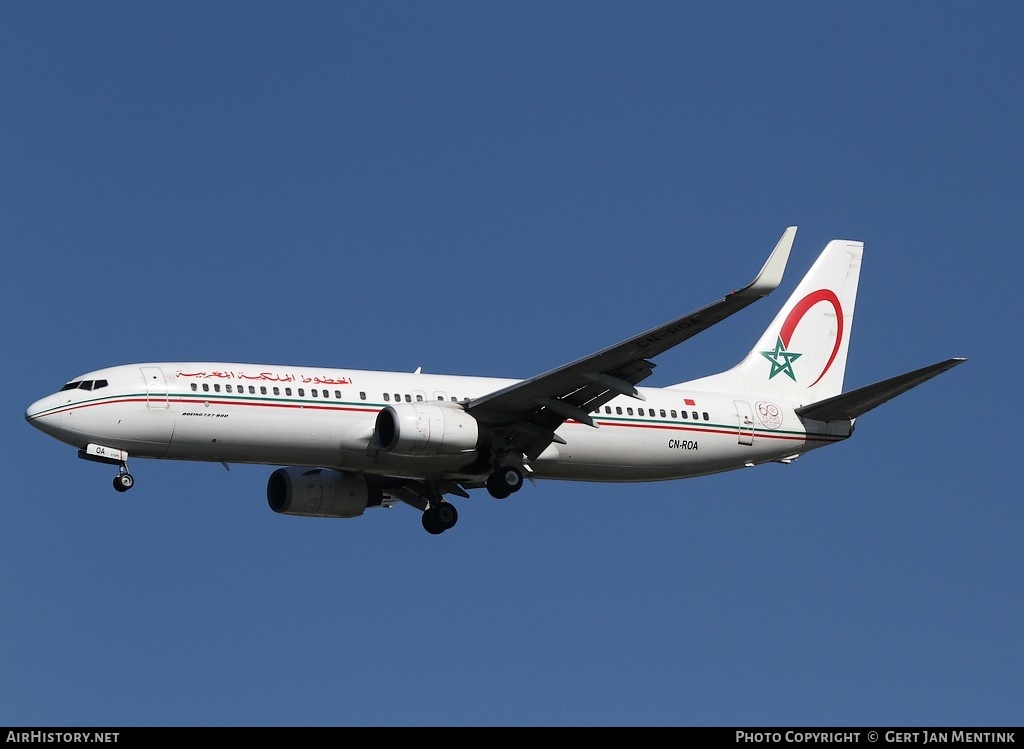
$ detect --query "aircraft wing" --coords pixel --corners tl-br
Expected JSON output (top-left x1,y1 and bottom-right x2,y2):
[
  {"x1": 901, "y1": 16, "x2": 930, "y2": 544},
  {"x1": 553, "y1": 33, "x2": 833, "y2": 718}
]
[
  {"x1": 467, "y1": 227, "x2": 797, "y2": 460},
  {"x1": 794, "y1": 357, "x2": 967, "y2": 422}
]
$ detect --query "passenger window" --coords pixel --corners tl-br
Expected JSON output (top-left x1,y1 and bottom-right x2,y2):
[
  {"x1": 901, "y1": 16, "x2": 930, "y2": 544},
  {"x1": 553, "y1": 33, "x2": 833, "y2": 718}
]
[
  {"x1": 214, "y1": 384, "x2": 221, "y2": 392},
  {"x1": 273, "y1": 387, "x2": 280, "y2": 395},
  {"x1": 416, "y1": 394, "x2": 423, "y2": 402},
  {"x1": 360, "y1": 391, "x2": 367, "y2": 400},
  {"x1": 384, "y1": 393, "x2": 391, "y2": 402},
  {"x1": 659, "y1": 409, "x2": 666, "y2": 417},
  {"x1": 334, "y1": 391, "x2": 341, "y2": 399},
  {"x1": 703, "y1": 412, "x2": 709, "y2": 421},
  {"x1": 311, "y1": 389, "x2": 318, "y2": 397},
  {"x1": 298, "y1": 388, "x2": 305, "y2": 397},
  {"x1": 626, "y1": 407, "x2": 633, "y2": 415},
  {"x1": 405, "y1": 394, "x2": 411, "y2": 402},
  {"x1": 203, "y1": 384, "x2": 210, "y2": 392},
  {"x1": 226, "y1": 385, "x2": 233, "y2": 393},
  {"x1": 692, "y1": 411, "x2": 698, "y2": 420},
  {"x1": 670, "y1": 410, "x2": 676, "y2": 418},
  {"x1": 260, "y1": 386, "x2": 267, "y2": 395},
  {"x1": 285, "y1": 387, "x2": 292, "y2": 396},
  {"x1": 616, "y1": 406, "x2": 622, "y2": 414},
  {"x1": 191, "y1": 383, "x2": 198, "y2": 392}
]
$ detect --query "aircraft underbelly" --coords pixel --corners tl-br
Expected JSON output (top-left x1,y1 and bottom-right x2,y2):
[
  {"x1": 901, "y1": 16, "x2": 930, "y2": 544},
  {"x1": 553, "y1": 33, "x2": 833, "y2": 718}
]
[{"x1": 540, "y1": 423, "x2": 803, "y2": 481}]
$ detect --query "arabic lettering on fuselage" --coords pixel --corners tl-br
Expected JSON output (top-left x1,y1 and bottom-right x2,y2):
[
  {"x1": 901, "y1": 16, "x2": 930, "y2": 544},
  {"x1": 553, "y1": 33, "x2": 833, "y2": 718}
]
[
  {"x1": 176, "y1": 370, "x2": 352, "y2": 385},
  {"x1": 303, "y1": 375, "x2": 353, "y2": 385}
]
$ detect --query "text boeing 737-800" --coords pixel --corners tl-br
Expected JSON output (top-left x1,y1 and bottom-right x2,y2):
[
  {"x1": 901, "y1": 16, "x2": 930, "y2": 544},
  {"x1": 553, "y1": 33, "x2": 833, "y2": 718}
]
[{"x1": 25, "y1": 228, "x2": 965, "y2": 534}]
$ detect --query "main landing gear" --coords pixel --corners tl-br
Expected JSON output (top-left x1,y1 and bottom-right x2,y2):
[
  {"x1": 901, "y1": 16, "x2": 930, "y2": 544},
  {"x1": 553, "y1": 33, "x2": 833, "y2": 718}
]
[
  {"x1": 486, "y1": 465, "x2": 523, "y2": 499},
  {"x1": 422, "y1": 501, "x2": 459, "y2": 535}
]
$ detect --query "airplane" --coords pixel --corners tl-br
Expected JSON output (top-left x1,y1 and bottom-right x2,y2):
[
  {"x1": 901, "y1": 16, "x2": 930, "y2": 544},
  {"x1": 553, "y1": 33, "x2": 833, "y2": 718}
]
[{"x1": 25, "y1": 227, "x2": 966, "y2": 535}]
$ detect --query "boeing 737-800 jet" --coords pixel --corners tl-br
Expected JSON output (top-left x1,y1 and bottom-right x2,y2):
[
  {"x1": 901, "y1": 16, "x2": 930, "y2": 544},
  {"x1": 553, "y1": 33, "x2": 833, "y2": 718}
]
[{"x1": 25, "y1": 228, "x2": 965, "y2": 534}]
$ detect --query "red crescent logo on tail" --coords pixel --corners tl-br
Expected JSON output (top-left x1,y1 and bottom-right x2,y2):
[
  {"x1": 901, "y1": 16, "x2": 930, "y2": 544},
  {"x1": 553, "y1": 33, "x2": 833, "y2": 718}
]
[{"x1": 779, "y1": 289, "x2": 844, "y2": 387}]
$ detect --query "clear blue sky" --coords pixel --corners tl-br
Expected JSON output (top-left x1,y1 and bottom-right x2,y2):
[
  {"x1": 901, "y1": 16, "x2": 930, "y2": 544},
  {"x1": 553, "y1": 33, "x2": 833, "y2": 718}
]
[{"x1": 2, "y1": 2, "x2": 1020, "y2": 727}]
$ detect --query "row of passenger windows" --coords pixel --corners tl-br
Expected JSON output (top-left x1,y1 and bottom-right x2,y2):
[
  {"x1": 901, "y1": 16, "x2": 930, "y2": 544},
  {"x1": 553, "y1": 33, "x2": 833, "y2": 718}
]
[
  {"x1": 188, "y1": 383, "x2": 463, "y2": 401},
  {"x1": 383, "y1": 392, "x2": 460, "y2": 403},
  {"x1": 186, "y1": 382, "x2": 708, "y2": 420},
  {"x1": 190, "y1": 382, "x2": 345, "y2": 398},
  {"x1": 602, "y1": 405, "x2": 710, "y2": 421}
]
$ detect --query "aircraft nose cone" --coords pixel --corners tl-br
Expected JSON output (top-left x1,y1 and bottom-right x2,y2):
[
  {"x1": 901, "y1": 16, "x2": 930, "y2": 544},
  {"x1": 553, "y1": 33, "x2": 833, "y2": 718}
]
[
  {"x1": 25, "y1": 396, "x2": 63, "y2": 437},
  {"x1": 26, "y1": 398, "x2": 45, "y2": 423}
]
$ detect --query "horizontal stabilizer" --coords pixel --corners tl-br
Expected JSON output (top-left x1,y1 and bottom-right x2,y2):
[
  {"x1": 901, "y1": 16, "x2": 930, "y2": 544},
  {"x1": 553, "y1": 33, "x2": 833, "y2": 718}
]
[{"x1": 795, "y1": 357, "x2": 966, "y2": 422}]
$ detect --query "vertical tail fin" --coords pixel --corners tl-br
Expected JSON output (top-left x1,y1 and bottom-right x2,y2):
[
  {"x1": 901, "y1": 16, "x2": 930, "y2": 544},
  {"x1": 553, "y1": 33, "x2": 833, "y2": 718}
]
[{"x1": 682, "y1": 239, "x2": 863, "y2": 402}]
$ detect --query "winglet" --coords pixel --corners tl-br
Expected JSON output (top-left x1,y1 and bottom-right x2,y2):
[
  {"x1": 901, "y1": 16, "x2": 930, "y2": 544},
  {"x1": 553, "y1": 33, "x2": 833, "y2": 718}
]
[{"x1": 741, "y1": 225, "x2": 796, "y2": 297}]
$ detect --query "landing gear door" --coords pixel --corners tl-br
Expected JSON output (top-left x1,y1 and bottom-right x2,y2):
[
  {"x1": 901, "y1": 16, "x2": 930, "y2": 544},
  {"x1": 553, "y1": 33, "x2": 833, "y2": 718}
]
[
  {"x1": 141, "y1": 366, "x2": 169, "y2": 409},
  {"x1": 734, "y1": 400, "x2": 754, "y2": 446}
]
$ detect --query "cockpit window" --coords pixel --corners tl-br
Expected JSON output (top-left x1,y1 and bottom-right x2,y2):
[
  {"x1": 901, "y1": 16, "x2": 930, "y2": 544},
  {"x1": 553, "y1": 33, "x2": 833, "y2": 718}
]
[{"x1": 58, "y1": 379, "x2": 110, "y2": 392}]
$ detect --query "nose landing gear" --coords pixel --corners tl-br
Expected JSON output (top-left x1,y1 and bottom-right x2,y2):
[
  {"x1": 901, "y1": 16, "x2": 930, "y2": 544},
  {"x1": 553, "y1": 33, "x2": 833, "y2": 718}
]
[
  {"x1": 113, "y1": 469, "x2": 134, "y2": 493},
  {"x1": 78, "y1": 443, "x2": 135, "y2": 493}
]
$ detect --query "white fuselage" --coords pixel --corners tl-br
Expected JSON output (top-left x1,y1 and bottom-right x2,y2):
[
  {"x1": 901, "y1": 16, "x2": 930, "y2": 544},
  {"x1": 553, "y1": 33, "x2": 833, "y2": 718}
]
[{"x1": 25, "y1": 362, "x2": 850, "y2": 483}]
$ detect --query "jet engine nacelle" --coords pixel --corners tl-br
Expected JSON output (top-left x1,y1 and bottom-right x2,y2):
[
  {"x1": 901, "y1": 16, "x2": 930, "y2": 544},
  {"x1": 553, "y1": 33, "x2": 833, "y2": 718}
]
[
  {"x1": 374, "y1": 402, "x2": 480, "y2": 457},
  {"x1": 267, "y1": 467, "x2": 383, "y2": 519}
]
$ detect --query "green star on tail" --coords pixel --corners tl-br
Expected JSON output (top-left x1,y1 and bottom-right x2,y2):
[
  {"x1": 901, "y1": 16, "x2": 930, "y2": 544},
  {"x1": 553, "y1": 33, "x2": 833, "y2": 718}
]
[{"x1": 761, "y1": 336, "x2": 802, "y2": 381}]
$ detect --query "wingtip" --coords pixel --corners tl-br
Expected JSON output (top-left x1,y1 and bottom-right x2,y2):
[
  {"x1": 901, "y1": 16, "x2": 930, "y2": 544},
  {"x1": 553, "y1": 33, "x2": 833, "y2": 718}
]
[{"x1": 745, "y1": 226, "x2": 796, "y2": 295}]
